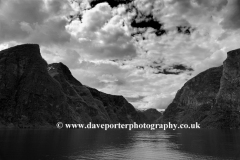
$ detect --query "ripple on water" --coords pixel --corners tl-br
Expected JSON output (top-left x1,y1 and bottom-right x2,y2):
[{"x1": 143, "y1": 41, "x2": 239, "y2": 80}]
[{"x1": 1, "y1": 129, "x2": 240, "y2": 160}]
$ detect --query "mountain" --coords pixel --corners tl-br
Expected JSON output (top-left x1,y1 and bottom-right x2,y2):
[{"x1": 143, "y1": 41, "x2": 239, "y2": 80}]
[
  {"x1": 138, "y1": 108, "x2": 162, "y2": 123},
  {"x1": 0, "y1": 44, "x2": 144, "y2": 128},
  {"x1": 161, "y1": 49, "x2": 240, "y2": 129}
]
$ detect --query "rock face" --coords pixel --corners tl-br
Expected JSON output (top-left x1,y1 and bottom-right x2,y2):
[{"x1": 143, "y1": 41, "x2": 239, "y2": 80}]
[
  {"x1": 0, "y1": 44, "x2": 143, "y2": 128},
  {"x1": 162, "y1": 49, "x2": 240, "y2": 129},
  {"x1": 216, "y1": 49, "x2": 240, "y2": 111},
  {"x1": 138, "y1": 108, "x2": 162, "y2": 123}
]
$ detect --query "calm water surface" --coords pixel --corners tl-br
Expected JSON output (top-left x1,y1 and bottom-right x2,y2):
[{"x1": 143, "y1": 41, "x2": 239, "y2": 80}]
[{"x1": 0, "y1": 129, "x2": 240, "y2": 160}]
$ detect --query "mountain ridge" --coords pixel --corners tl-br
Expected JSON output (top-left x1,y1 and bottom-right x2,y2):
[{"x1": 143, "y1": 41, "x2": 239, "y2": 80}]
[
  {"x1": 0, "y1": 44, "x2": 146, "y2": 128},
  {"x1": 161, "y1": 48, "x2": 240, "y2": 129}
]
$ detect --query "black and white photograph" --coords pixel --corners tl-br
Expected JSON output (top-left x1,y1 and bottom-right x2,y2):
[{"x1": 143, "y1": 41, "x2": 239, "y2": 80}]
[{"x1": 0, "y1": 0, "x2": 240, "y2": 159}]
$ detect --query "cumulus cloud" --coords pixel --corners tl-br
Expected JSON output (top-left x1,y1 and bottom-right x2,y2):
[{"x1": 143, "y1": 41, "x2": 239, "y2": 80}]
[
  {"x1": 66, "y1": 2, "x2": 137, "y2": 59},
  {"x1": 0, "y1": 0, "x2": 72, "y2": 45},
  {"x1": 40, "y1": 45, "x2": 81, "y2": 69},
  {"x1": 25, "y1": 19, "x2": 71, "y2": 45}
]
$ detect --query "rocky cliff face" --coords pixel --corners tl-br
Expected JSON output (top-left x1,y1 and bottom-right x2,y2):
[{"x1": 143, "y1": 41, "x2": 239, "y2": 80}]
[
  {"x1": 0, "y1": 44, "x2": 143, "y2": 128},
  {"x1": 138, "y1": 108, "x2": 162, "y2": 123},
  {"x1": 216, "y1": 49, "x2": 240, "y2": 111},
  {"x1": 162, "y1": 49, "x2": 240, "y2": 129}
]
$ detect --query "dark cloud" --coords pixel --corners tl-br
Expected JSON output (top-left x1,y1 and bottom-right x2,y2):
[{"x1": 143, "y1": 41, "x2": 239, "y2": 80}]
[
  {"x1": 171, "y1": 64, "x2": 193, "y2": 71},
  {"x1": 130, "y1": 14, "x2": 167, "y2": 36},
  {"x1": 150, "y1": 65, "x2": 161, "y2": 70},
  {"x1": 89, "y1": 0, "x2": 133, "y2": 8},
  {"x1": 127, "y1": 5, "x2": 167, "y2": 37},
  {"x1": 136, "y1": 66, "x2": 144, "y2": 70},
  {"x1": 110, "y1": 59, "x2": 118, "y2": 62},
  {"x1": 152, "y1": 63, "x2": 193, "y2": 75},
  {"x1": 154, "y1": 69, "x2": 180, "y2": 75},
  {"x1": 68, "y1": 14, "x2": 82, "y2": 23},
  {"x1": 149, "y1": 59, "x2": 164, "y2": 70},
  {"x1": 177, "y1": 26, "x2": 195, "y2": 35},
  {"x1": 70, "y1": 0, "x2": 166, "y2": 37},
  {"x1": 109, "y1": 59, "x2": 131, "y2": 66}
]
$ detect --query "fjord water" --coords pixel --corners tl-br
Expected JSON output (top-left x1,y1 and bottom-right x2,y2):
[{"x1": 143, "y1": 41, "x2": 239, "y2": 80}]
[{"x1": 0, "y1": 129, "x2": 240, "y2": 160}]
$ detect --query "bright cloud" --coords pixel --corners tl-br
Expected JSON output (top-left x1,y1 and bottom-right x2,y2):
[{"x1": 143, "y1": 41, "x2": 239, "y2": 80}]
[{"x1": 66, "y1": 2, "x2": 137, "y2": 59}]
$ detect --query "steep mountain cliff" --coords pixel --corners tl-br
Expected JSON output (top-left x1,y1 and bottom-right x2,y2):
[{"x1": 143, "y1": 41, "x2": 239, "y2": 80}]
[
  {"x1": 0, "y1": 44, "x2": 143, "y2": 128},
  {"x1": 162, "y1": 49, "x2": 240, "y2": 129},
  {"x1": 138, "y1": 108, "x2": 162, "y2": 123}
]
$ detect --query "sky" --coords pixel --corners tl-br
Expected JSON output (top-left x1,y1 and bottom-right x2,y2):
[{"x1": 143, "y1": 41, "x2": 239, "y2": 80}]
[{"x1": 0, "y1": 0, "x2": 240, "y2": 110}]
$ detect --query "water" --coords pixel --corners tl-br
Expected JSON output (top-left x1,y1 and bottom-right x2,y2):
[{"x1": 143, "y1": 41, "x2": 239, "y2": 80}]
[{"x1": 0, "y1": 129, "x2": 240, "y2": 160}]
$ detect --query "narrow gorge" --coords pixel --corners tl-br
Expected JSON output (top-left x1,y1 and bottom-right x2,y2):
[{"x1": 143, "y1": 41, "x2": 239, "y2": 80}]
[{"x1": 162, "y1": 49, "x2": 240, "y2": 129}]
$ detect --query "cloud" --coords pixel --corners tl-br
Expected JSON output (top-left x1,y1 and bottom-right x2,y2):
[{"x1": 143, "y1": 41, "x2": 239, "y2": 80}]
[
  {"x1": 69, "y1": 58, "x2": 189, "y2": 109},
  {"x1": 40, "y1": 45, "x2": 82, "y2": 70},
  {"x1": 0, "y1": 18, "x2": 29, "y2": 43},
  {"x1": 2, "y1": 0, "x2": 240, "y2": 111},
  {"x1": 141, "y1": 94, "x2": 175, "y2": 109},
  {"x1": 25, "y1": 19, "x2": 71, "y2": 45},
  {"x1": 20, "y1": 22, "x2": 34, "y2": 33},
  {"x1": 0, "y1": 0, "x2": 73, "y2": 45},
  {"x1": 61, "y1": 49, "x2": 81, "y2": 69},
  {"x1": 125, "y1": 1, "x2": 167, "y2": 36},
  {"x1": 0, "y1": 0, "x2": 48, "y2": 24},
  {"x1": 71, "y1": 61, "x2": 125, "y2": 89},
  {"x1": 67, "y1": 2, "x2": 137, "y2": 59},
  {"x1": 195, "y1": 0, "x2": 228, "y2": 11},
  {"x1": 221, "y1": 0, "x2": 240, "y2": 30},
  {"x1": 126, "y1": 96, "x2": 145, "y2": 103},
  {"x1": 89, "y1": 0, "x2": 133, "y2": 8},
  {"x1": 98, "y1": 74, "x2": 118, "y2": 83}
]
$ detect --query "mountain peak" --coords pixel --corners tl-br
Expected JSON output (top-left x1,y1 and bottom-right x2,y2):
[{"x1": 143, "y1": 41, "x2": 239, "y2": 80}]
[
  {"x1": 0, "y1": 44, "x2": 40, "y2": 55},
  {"x1": 0, "y1": 43, "x2": 45, "y2": 69},
  {"x1": 0, "y1": 44, "x2": 149, "y2": 128},
  {"x1": 227, "y1": 48, "x2": 240, "y2": 59}
]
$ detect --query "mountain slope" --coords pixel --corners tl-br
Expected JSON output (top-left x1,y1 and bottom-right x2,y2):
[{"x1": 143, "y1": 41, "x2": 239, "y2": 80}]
[
  {"x1": 161, "y1": 49, "x2": 240, "y2": 129},
  {"x1": 0, "y1": 44, "x2": 143, "y2": 128},
  {"x1": 137, "y1": 108, "x2": 162, "y2": 123}
]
